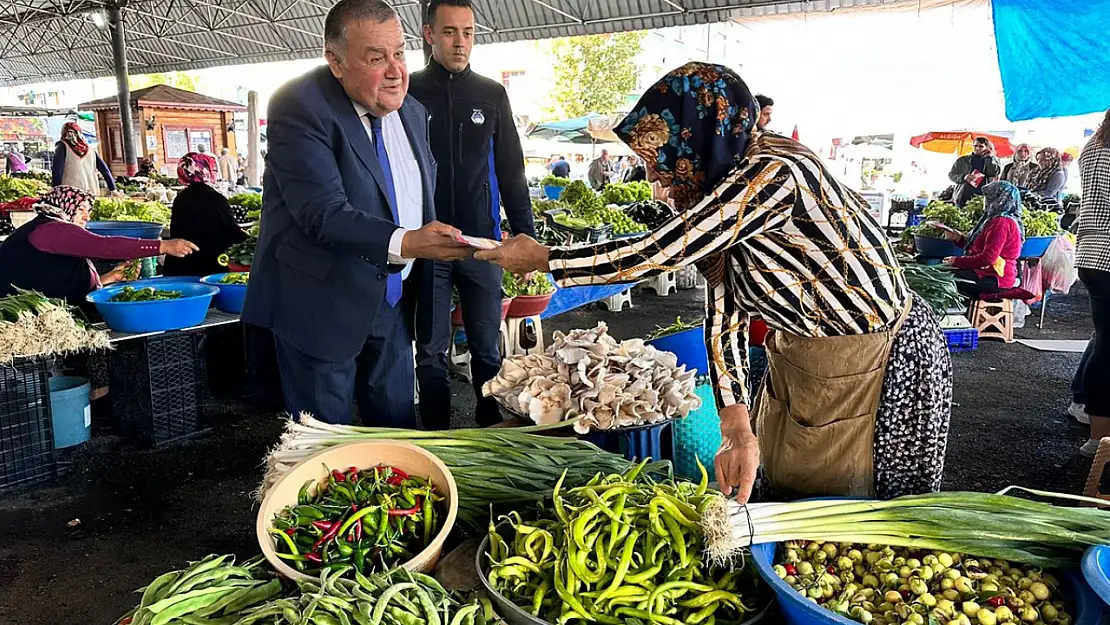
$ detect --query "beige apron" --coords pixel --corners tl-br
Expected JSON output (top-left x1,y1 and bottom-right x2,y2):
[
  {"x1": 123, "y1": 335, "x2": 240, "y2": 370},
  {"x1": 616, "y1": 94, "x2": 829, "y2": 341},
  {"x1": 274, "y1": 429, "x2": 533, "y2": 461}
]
[{"x1": 754, "y1": 299, "x2": 912, "y2": 497}]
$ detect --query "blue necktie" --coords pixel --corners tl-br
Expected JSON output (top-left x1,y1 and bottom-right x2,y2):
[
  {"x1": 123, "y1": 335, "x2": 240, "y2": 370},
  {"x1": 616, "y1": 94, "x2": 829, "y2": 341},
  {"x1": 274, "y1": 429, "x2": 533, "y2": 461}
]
[{"x1": 370, "y1": 115, "x2": 403, "y2": 308}]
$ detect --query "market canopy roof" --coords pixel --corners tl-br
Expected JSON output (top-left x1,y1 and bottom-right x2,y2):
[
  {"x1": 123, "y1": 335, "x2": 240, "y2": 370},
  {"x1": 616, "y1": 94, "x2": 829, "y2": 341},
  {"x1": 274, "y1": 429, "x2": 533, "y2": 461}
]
[
  {"x1": 79, "y1": 84, "x2": 246, "y2": 111},
  {"x1": 0, "y1": 0, "x2": 905, "y2": 87}
]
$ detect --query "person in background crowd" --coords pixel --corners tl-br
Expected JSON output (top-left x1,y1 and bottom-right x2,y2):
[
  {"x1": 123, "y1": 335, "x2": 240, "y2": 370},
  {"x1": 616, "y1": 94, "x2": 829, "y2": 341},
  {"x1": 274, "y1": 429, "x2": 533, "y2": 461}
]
[
  {"x1": 550, "y1": 154, "x2": 570, "y2": 178},
  {"x1": 943, "y1": 181, "x2": 1025, "y2": 298},
  {"x1": 52, "y1": 121, "x2": 116, "y2": 194},
  {"x1": 755, "y1": 94, "x2": 774, "y2": 131},
  {"x1": 241, "y1": 0, "x2": 473, "y2": 427},
  {"x1": 623, "y1": 154, "x2": 646, "y2": 182},
  {"x1": 5, "y1": 145, "x2": 28, "y2": 174},
  {"x1": 0, "y1": 186, "x2": 196, "y2": 307},
  {"x1": 1027, "y1": 147, "x2": 1066, "y2": 201},
  {"x1": 1061, "y1": 152, "x2": 1075, "y2": 192},
  {"x1": 948, "y1": 136, "x2": 1001, "y2": 207},
  {"x1": 477, "y1": 62, "x2": 951, "y2": 503},
  {"x1": 1001, "y1": 143, "x2": 1036, "y2": 189},
  {"x1": 194, "y1": 144, "x2": 218, "y2": 180},
  {"x1": 237, "y1": 155, "x2": 249, "y2": 186},
  {"x1": 409, "y1": 0, "x2": 535, "y2": 429},
  {"x1": 136, "y1": 155, "x2": 156, "y2": 177},
  {"x1": 588, "y1": 148, "x2": 612, "y2": 190},
  {"x1": 217, "y1": 147, "x2": 238, "y2": 182},
  {"x1": 1075, "y1": 108, "x2": 1110, "y2": 457},
  {"x1": 162, "y1": 153, "x2": 248, "y2": 278}
]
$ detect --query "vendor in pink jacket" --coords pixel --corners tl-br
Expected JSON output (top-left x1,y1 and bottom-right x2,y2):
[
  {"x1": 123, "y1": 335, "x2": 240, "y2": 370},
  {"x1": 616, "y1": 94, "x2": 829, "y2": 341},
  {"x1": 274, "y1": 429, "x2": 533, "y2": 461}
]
[{"x1": 943, "y1": 181, "x2": 1025, "y2": 298}]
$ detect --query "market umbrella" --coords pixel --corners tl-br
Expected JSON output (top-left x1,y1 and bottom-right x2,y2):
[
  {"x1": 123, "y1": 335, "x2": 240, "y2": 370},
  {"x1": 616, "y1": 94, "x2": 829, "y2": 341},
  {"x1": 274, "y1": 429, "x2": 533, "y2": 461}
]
[{"x1": 910, "y1": 131, "x2": 1016, "y2": 158}]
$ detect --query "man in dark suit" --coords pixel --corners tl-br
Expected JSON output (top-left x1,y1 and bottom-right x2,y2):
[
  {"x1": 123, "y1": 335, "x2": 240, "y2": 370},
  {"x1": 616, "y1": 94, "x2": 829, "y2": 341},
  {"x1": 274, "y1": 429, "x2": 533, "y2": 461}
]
[{"x1": 241, "y1": 0, "x2": 473, "y2": 427}]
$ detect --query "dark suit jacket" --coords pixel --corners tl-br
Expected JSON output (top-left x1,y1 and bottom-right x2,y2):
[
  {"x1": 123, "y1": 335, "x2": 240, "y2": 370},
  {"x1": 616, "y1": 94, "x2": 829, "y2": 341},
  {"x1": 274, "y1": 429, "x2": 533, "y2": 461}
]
[{"x1": 241, "y1": 66, "x2": 436, "y2": 362}]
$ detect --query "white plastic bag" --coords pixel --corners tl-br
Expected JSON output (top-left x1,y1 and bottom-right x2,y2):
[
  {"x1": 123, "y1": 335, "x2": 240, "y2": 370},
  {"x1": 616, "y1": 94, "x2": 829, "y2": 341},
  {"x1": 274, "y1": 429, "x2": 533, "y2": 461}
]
[{"x1": 1040, "y1": 236, "x2": 1079, "y2": 295}]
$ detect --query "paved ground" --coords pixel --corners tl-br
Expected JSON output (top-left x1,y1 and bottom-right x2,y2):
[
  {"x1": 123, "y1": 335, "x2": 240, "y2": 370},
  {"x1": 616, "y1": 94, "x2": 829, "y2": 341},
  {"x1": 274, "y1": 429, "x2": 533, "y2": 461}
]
[{"x1": 0, "y1": 281, "x2": 1097, "y2": 625}]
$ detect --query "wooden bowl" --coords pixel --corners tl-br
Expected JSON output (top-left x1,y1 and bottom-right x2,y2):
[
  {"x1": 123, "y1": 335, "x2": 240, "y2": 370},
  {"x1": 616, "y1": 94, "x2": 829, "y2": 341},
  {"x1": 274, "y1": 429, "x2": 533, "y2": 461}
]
[{"x1": 255, "y1": 440, "x2": 458, "y2": 582}]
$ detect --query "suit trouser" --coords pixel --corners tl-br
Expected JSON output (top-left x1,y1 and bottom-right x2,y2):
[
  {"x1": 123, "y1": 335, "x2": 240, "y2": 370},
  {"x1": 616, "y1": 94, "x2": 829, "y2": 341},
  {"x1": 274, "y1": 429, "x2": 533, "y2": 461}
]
[
  {"x1": 274, "y1": 291, "x2": 417, "y2": 427},
  {"x1": 416, "y1": 258, "x2": 503, "y2": 428}
]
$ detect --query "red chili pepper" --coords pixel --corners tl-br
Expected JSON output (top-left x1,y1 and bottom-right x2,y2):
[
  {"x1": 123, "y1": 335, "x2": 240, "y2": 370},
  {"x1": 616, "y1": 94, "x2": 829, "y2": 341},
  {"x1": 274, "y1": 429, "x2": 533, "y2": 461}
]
[
  {"x1": 827, "y1": 566, "x2": 836, "y2": 574},
  {"x1": 284, "y1": 528, "x2": 296, "y2": 536},
  {"x1": 388, "y1": 505, "x2": 420, "y2": 517},
  {"x1": 386, "y1": 476, "x2": 404, "y2": 487},
  {"x1": 353, "y1": 522, "x2": 363, "y2": 541},
  {"x1": 987, "y1": 596, "x2": 1005, "y2": 608},
  {"x1": 312, "y1": 520, "x2": 335, "y2": 532},
  {"x1": 304, "y1": 552, "x2": 323, "y2": 563},
  {"x1": 331, "y1": 469, "x2": 346, "y2": 483},
  {"x1": 311, "y1": 521, "x2": 343, "y2": 552},
  {"x1": 385, "y1": 466, "x2": 409, "y2": 480},
  {"x1": 784, "y1": 564, "x2": 797, "y2": 576},
  {"x1": 351, "y1": 504, "x2": 359, "y2": 512}
]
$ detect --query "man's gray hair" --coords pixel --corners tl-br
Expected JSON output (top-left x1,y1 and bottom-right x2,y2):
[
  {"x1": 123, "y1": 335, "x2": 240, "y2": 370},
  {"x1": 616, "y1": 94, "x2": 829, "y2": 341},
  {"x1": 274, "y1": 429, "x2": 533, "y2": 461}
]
[{"x1": 324, "y1": 0, "x2": 399, "y2": 55}]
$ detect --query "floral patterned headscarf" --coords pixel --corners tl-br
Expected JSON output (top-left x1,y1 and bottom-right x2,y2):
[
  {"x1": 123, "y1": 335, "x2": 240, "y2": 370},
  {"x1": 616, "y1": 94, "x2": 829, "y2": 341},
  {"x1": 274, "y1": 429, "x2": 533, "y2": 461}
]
[
  {"x1": 59, "y1": 121, "x2": 89, "y2": 158},
  {"x1": 34, "y1": 185, "x2": 94, "y2": 222},
  {"x1": 1028, "y1": 147, "x2": 1061, "y2": 192},
  {"x1": 614, "y1": 62, "x2": 759, "y2": 210},
  {"x1": 177, "y1": 152, "x2": 212, "y2": 185},
  {"x1": 967, "y1": 181, "x2": 1025, "y2": 249}
]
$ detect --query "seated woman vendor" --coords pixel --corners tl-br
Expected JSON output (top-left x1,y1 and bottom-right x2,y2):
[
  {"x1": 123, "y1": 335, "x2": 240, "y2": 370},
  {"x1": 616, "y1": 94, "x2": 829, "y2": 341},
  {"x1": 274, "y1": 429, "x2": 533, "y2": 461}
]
[
  {"x1": 162, "y1": 152, "x2": 248, "y2": 277},
  {"x1": 943, "y1": 181, "x2": 1025, "y2": 298},
  {"x1": 0, "y1": 186, "x2": 198, "y2": 307}
]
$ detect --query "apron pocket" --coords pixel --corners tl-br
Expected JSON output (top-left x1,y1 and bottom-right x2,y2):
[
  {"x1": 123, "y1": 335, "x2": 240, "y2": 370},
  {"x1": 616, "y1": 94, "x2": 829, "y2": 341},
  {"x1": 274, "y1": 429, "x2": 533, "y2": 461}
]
[
  {"x1": 759, "y1": 389, "x2": 875, "y2": 497},
  {"x1": 771, "y1": 349, "x2": 886, "y2": 428}
]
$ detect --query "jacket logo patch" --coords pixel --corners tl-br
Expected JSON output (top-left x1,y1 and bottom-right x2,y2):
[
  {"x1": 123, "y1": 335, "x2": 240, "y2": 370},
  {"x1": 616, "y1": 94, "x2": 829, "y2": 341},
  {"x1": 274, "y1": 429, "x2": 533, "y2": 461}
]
[{"x1": 471, "y1": 109, "x2": 485, "y2": 125}]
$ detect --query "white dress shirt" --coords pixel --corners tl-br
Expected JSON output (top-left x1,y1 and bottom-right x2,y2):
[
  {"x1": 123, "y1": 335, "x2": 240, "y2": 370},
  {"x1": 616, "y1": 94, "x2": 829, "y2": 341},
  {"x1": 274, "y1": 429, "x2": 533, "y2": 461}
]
[{"x1": 352, "y1": 101, "x2": 423, "y2": 279}]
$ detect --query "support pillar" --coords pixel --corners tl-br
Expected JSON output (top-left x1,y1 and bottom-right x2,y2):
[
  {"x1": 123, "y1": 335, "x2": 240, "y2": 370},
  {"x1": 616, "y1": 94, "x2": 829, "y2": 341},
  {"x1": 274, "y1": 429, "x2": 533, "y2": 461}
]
[
  {"x1": 108, "y1": 5, "x2": 138, "y2": 176},
  {"x1": 247, "y1": 90, "x2": 261, "y2": 187}
]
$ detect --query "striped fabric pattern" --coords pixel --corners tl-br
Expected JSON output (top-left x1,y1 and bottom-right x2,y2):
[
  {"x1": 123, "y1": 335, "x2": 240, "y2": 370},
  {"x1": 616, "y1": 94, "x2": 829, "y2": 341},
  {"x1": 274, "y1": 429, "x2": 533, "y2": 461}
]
[
  {"x1": 1077, "y1": 136, "x2": 1110, "y2": 273},
  {"x1": 549, "y1": 133, "x2": 910, "y2": 408}
]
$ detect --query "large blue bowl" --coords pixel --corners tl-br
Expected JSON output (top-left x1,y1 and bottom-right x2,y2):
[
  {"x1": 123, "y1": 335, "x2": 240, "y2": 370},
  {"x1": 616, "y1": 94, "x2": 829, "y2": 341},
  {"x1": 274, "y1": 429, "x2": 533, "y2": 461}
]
[
  {"x1": 85, "y1": 220, "x2": 164, "y2": 240},
  {"x1": 1082, "y1": 545, "x2": 1110, "y2": 608},
  {"x1": 646, "y1": 326, "x2": 708, "y2": 375},
  {"x1": 87, "y1": 283, "x2": 218, "y2": 333},
  {"x1": 1021, "y1": 235, "x2": 1057, "y2": 258},
  {"x1": 200, "y1": 273, "x2": 248, "y2": 313},
  {"x1": 543, "y1": 185, "x2": 564, "y2": 200},
  {"x1": 914, "y1": 235, "x2": 964, "y2": 258},
  {"x1": 752, "y1": 541, "x2": 1103, "y2": 625}
]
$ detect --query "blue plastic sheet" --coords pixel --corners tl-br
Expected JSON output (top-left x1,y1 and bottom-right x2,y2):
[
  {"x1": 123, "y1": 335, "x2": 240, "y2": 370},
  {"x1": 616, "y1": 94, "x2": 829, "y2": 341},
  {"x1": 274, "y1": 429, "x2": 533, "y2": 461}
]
[
  {"x1": 541, "y1": 282, "x2": 633, "y2": 319},
  {"x1": 993, "y1": 0, "x2": 1110, "y2": 121}
]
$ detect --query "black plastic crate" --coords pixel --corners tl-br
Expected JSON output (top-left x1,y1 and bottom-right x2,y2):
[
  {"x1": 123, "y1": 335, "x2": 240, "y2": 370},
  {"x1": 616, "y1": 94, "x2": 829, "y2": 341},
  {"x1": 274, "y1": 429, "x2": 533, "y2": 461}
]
[
  {"x1": 0, "y1": 357, "x2": 57, "y2": 492},
  {"x1": 543, "y1": 209, "x2": 614, "y2": 243},
  {"x1": 110, "y1": 331, "x2": 209, "y2": 447}
]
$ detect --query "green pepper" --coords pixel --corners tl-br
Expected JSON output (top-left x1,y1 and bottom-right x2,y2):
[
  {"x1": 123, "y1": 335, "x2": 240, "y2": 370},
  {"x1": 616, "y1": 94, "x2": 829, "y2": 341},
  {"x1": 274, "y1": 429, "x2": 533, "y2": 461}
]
[
  {"x1": 422, "y1": 495, "x2": 435, "y2": 545},
  {"x1": 337, "y1": 542, "x2": 354, "y2": 557},
  {"x1": 298, "y1": 479, "x2": 316, "y2": 506}
]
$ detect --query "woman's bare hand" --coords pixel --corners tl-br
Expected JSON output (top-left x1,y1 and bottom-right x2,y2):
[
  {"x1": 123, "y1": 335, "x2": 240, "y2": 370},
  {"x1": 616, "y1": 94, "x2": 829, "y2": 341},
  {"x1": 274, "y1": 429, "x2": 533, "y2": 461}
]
[{"x1": 160, "y1": 239, "x2": 199, "y2": 257}]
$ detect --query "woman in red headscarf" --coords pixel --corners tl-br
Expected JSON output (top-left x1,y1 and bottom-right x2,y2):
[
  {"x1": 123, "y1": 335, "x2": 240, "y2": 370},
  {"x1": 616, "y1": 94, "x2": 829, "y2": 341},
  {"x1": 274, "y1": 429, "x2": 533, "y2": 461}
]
[
  {"x1": 51, "y1": 121, "x2": 116, "y2": 194},
  {"x1": 162, "y1": 152, "x2": 247, "y2": 277}
]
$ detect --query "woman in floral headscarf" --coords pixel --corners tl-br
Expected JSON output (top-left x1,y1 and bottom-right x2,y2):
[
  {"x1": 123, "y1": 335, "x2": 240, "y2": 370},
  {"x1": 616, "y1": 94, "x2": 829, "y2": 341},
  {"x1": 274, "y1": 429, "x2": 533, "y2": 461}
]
[
  {"x1": 162, "y1": 153, "x2": 246, "y2": 277},
  {"x1": 51, "y1": 121, "x2": 116, "y2": 194},
  {"x1": 477, "y1": 63, "x2": 951, "y2": 503},
  {"x1": 0, "y1": 186, "x2": 196, "y2": 306},
  {"x1": 943, "y1": 181, "x2": 1025, "y2": 298},
  {"x1": 1028, "y1": 147, "x2": 1066, "y2": 200}
]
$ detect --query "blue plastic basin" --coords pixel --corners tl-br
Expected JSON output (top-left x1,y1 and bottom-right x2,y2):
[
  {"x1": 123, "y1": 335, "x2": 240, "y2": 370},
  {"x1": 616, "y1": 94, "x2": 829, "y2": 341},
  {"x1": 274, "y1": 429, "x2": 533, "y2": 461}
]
[
  {"x1": 87, "y1": 283, "x2": 218, "y2": 333},
  {"x1": 543, "y1": 185, "x2": 563, "y2": 200},
  {"x1": 1021, "y1": 235, "x2": 1057, "y2": 258},
  {"x1": 752, "y1": 541, "x2": 1103, "y2": 625},
  {"x1": 1082, "y1": 545, "x2": 1110, "y2": 608},
  {"x1": 85, "y1": 220, "x2": 164, "y2": 240},
  {"x1": 200, "y1": 273, "x2": 248, "y2": 313},
  {"x1": 48, "y1": 376, "x2": 90, "y2": 449},
  {"x1": 646, "y1": 326, "x2": 708, "y2": 375},
  {"x1": 133, "y1": 276, "x2": 202, "y2": 285},
  {"x1": 914, "y1": 235, "x2": 964, "y2": 258}
]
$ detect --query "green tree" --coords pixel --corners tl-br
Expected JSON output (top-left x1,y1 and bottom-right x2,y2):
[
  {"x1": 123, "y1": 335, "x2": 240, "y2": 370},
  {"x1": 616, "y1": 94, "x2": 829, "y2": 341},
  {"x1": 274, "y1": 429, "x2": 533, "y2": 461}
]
[
  {"x1": 548, "y1": 32, "x2": 645, "y2": 119},
  {"x1": 129, "y1": 71, "x2": 199, "y2": 92}
]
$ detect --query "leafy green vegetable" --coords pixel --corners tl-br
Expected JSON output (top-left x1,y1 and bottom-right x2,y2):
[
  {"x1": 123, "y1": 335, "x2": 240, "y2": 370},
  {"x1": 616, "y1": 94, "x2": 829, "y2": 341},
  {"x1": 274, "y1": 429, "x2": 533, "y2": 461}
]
[
  {"x1": 219, "y1": 223, "x2": 259, "y2": 267},
  {"x1": 963, "y1": 195, "x2": 985, "y2": 224},
  {"x1": 0, "y1": 177, "x2": 49, "y2": 203},
  {"x1": 219, "y1": 273, "x2": 249, "y2": 285},
  {"x1": 901, "y1": 263, "x2": 968, "y2": 317},
  {"x1": 540, "y1": 175, "x2": 570, "y2": 188},
  {"x1": 109, "y1": 286, "x2": 184, "y2": 302},
  {"x1": 90, "y1": 197, "x2": 171, "y2": 225},
  {"x1": 600, "y1": 181, "x2": 652, "y2": 205},
  {"x1": 228, "y1": 192, "x2": 262, "y2": 211},
  {"x1": 647, "y1": 316, "x2": 701, "y2": 340},
  {"x1": 532, "y1": 198, "x2": 566, "y2": 220},
  {"x1": 911, "y1": 200, "x2": 974, "y2": 239},
  {"x1": 503, "y1": 272, "x2": 555, "y2": 297},
  {"x1": 1024, "y1": 209, "x2": 1062, "y2": 237}
]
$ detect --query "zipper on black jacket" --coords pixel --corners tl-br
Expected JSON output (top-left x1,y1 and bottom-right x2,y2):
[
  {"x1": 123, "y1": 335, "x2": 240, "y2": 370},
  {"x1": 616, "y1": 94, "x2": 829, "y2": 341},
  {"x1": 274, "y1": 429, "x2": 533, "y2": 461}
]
[{"x1": 445, "y1": 73, "x2": 456, "y2": 226}]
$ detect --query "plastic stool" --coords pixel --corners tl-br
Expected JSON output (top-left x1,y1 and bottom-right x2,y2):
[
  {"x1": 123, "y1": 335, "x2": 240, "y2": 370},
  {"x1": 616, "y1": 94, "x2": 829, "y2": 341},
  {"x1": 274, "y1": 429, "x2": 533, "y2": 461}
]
[
  {"x1": 582, "y1": 422, "x2": 672, "y2": 462},
  {"x1": 598, "y1": 289, "x2": 632, "y2": 312},
  {"x1": 676, "y1": 266, "x2": 699, "y2": 290},
  {"x1": 644, "y1": 272, "x2": 677, "y2": 296},
  {"x1": 1084, "y1": 438, "x2": 1110, "y2": 506},
  {"x1": 970, "y1": 299, "x2": 1014, "y2": 343},
  {"x1": 505, "y1": 315, "x2": 544, "y2": 357}
]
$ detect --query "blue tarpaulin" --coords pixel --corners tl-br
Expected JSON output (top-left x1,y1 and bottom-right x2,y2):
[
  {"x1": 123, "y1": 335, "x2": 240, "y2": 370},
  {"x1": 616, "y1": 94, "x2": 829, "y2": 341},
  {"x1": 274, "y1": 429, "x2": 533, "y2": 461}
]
[
  {"x1": 541, "y1": 282, "x2": 633, "y2": 319},
  {"x1": 993, "y1": 0, "x2": 1110, "y2": 121}
]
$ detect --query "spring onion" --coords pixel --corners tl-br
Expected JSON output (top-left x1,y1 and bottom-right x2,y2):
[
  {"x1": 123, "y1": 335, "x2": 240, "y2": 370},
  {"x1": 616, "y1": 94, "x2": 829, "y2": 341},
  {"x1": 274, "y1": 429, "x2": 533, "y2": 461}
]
[
  {"x1": 702, "y1": 488, "x2": 1110, "y2": 568},
  {"x1": 261, "y1": 413, "x2": 671, "y2": 529}
]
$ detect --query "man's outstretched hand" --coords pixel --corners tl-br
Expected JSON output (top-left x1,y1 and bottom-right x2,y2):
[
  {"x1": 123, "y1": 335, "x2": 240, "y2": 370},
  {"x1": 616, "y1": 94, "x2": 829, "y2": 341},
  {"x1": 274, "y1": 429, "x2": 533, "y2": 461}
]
[{"x1": 401, "y1": 221, "x2": 475, "y2": 261}]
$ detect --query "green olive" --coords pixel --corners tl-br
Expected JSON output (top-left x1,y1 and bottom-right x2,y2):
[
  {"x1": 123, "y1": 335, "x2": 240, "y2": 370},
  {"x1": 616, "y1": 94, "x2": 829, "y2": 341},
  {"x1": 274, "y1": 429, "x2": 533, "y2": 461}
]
[
  {"x1": 807, "y1": 586, "x2": 823, "y2": 599},
  {"x1": 1018, "y1": 607, "x2": 1038, "y2": 623},
  {"x1": 849, "y1": 549, "x2": 864, "y2": 564},
  {"x1": 839, "y1": 556, "x2": 855, "y2": 571},
  {"x1": 813, "y1": 550, "x2": 829, "y2": 564},
  {"x1": 866, "y1": 552, "x2": 882, "y2": 565},
  {"x1": 906, "y1": 558, "x2": 922, "y2": 569},
  {"x1": 1029, "y1": 582, "x2": 1050, "y2": 601},
  {"x1": 1039, "y1": 604, "x2": 1058, "y2": 621},
  {"x1": 899, "y1": 566, "x2": 913, "y2": 579},
  {"x1": 863, "y1": 574, "x2": 881, "y2": 588},
  {"x1": 784, "y1": 575, "x2": 797, "y2": 585},
  {"x1": 798, "y1": 561, "x2": 815, "y2": 576},
  {"x1": 909, "y1": 579, "x2": 929, "y2": 596},
  {"x1": 784, "y1": 548, "x2": 800, "y2": 563},
  {"x1": 823, "y1": 543, "x2": 840, "y2": 558},
  {"x1": 806, "y1": 541, "x2": 820, "y2": 553},
  {"x1": 982, "y1": 582, "x2": 1000, "y2": 593},
  {"x1": 1017, "y1": 590, "x2": 1035, "y2": 605},
  {"x1": 938, "y1": 553, "x2": 955, "y2": 568},
  {"x1": 942, "y1": 589, "x2": 961, "y2": 602},
  {"x1": 941, "y1": 578, "x2": 956, "y2": 591},
  {"x1": 978, "y1": 608, "x2": 997, "y2": 625},
  {"x1": 919, "y1": 565, "x2": 935, "y2": 581},
  {"x1": 773, "y1": 565, "x2": 788, "y2": 579},
  {"x1": 918, "y1": 593, "x2": 937, "y2": 608},
  {"x1": 955, "y1": 614, "x2": 972, "y2": 625},
  {"x1": 885, "y1": 590, "x2": 903, "y2": 604},
  {"x1": 994, "y1": 606, "x2": 1014, "y2": 623},
  {"x1": 963, "y1": 602, "x2": 981, "y2": 617}
]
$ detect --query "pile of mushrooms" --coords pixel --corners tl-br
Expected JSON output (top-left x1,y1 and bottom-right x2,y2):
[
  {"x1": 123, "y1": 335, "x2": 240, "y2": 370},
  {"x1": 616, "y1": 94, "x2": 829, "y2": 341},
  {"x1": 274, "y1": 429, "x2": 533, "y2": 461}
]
[{"x1": 482, "y1": 323, "x2": 701, "y2": 433}]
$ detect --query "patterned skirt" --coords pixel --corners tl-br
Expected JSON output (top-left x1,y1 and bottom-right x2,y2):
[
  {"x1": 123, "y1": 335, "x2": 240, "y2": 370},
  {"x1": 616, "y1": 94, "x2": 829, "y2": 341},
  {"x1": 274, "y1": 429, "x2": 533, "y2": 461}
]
[{"x1": 873, "y1": 293, "x2": 953, "y2": 499}]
